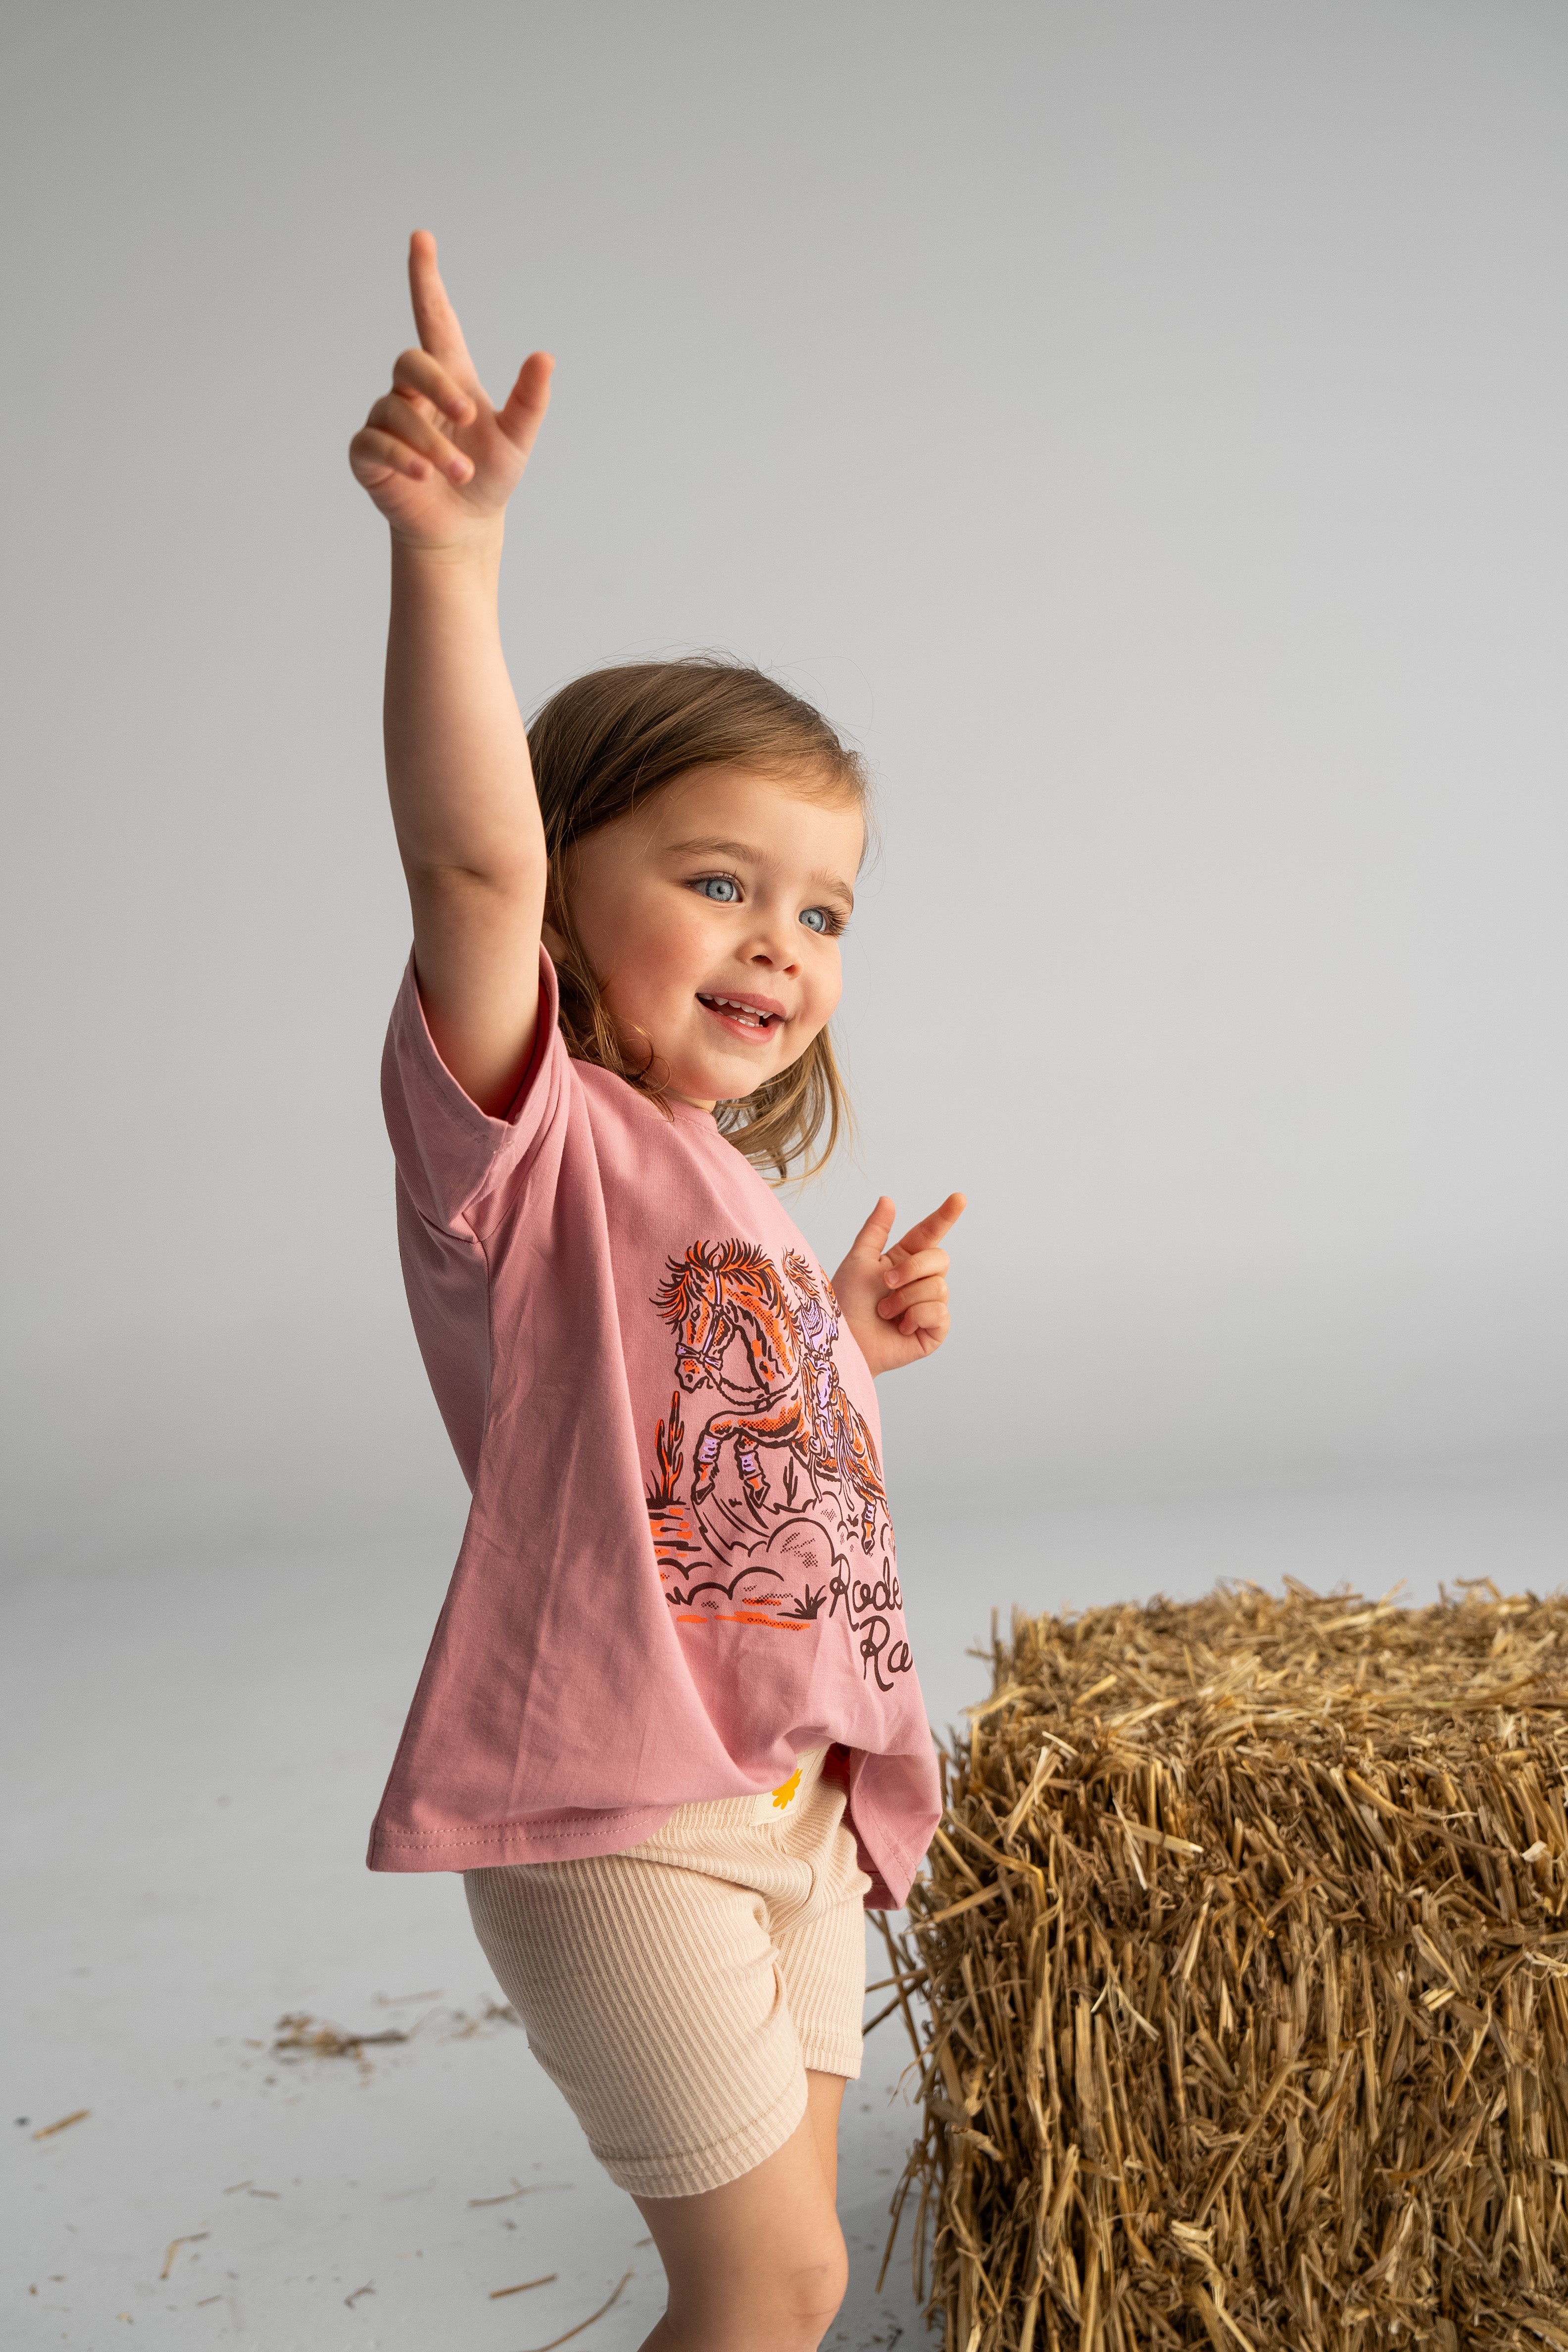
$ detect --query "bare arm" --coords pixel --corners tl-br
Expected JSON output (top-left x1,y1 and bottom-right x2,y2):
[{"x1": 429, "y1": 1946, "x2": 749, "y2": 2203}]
[{"x1": 349, "y1": 233, "x2": 554, "y2": 1114}]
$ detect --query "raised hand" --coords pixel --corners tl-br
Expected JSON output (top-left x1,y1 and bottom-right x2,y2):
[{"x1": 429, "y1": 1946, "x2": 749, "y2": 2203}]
[
  {"x1": 832, "y1": 1193, "x2": 966, "y2": 1377},
  {"x1": 348, "y1": 230, "x2": 553, "y2": 549}
]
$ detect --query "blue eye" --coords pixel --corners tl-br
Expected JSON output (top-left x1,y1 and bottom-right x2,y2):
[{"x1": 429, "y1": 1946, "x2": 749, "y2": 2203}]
[
  {"x1": 695, "y1": 876, "x2": 740, "y2": 902},
  {"x1": 800, "y1": 907, "x2": 829, "y2": 933}
]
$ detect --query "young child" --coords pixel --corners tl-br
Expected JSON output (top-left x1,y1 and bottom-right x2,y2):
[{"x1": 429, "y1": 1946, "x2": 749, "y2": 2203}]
[{"x1": 349, "y1": 232, "x2": 965, "y2": 2352}]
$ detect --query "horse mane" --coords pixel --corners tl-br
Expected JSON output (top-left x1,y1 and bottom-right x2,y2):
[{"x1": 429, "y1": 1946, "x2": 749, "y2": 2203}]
[{"x1": 653, "y1": 1236, "x2": 780, "y2": 1326}]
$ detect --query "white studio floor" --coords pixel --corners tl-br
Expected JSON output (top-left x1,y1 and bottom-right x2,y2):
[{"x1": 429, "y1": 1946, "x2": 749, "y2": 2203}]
[{"x1": 6, "y1": 1472, "x2": 1568, "y2": 2351}]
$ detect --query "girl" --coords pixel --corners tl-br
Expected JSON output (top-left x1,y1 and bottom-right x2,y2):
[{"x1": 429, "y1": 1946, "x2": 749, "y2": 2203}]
[{"x1": 349, "y1": 232, "x2": 964, "y2": 2352}]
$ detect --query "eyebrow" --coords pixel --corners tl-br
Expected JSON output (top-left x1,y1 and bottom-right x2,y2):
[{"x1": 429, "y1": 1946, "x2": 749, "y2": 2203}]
[{"x1": 664, "y1": 835, "x2": 857, "y2": 909}]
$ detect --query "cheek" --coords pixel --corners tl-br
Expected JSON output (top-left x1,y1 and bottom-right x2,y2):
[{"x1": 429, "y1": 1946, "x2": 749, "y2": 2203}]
[
  {"x1": 598, "y1": 893, "x2": 707, "y2": 1003},
  {"x1": 645, "y1": 898, "x2": 714, "y2": 989},
  {"x1": 808, "y1": 949, "x2": 844, "y2": 1028}
]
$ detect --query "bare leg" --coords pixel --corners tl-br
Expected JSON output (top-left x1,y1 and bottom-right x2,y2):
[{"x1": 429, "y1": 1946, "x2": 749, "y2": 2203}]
[
  {"x1": 634, "y1": 2070, "x2": 848, "y2": 2352},
  {"x1": 801, "y1": 2066, "x2": 845, "y2": 2204}
]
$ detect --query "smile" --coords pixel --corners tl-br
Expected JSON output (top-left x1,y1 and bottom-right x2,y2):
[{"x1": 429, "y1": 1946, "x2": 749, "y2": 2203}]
[{"x1": 697, "y1": 993, "x2": 784, "y2": 1034}]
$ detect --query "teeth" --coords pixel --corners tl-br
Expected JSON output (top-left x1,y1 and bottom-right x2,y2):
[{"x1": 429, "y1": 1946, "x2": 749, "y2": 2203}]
[{"x1": 704, "y1": 995, "x2": 772, "y2": 1024}]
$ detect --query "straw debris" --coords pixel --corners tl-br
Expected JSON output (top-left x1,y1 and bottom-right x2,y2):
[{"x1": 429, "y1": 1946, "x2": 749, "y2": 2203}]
[
  {"x1": 272, "y1": 2013, "x2": 409, "y2": 2061},
  {"x1": 880, "y1": 1580, "x2": 1568, "y2": 2350}
]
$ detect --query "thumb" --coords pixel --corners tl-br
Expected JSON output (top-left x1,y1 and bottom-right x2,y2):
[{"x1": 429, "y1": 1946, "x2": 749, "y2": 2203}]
[
  {"x1": 497, "y1": 349, "x2": 555, "y2": 454},
  {"x1": 849, "y1": 1196, "x2": 896, "y2": 1264}
]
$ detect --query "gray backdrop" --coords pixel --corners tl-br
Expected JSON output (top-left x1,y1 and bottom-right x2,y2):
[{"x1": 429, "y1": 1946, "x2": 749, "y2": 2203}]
[{"x1": 4, "y1": 0, "x2": 1566, "y2": 1570}]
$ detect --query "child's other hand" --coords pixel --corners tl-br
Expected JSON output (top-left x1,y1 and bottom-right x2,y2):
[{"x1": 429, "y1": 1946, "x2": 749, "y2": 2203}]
[
  {"x1": 832, "y1": 1193, "x2": 966, "y2": 1377},
  {"x1": 348, "y1": 231, "x2": 553, "y2": 550}
]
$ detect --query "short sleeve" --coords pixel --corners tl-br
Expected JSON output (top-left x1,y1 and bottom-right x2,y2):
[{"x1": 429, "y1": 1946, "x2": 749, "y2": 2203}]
[{"x1": 381, "y1": 946, "x2": 565, "y2": 1235}]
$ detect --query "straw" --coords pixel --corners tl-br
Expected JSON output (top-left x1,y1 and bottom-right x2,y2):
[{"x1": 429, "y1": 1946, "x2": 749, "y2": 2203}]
[{"x1": 878, "y1": 1580, "x2": 1568, "y2": 2350}]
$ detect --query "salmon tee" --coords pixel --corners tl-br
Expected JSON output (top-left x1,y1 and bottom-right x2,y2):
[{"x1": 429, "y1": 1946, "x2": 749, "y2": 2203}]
[{"x1": 366, "y1": 950, "x2": 940, "y2": 1909}]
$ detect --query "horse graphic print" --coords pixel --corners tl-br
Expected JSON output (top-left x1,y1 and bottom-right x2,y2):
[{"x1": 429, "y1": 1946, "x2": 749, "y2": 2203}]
[{"x1": 646, "y1": 1239, "x2": 913, "y2": 1692}]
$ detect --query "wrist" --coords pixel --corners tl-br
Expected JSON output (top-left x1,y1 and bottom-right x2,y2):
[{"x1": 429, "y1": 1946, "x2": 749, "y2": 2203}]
[{"x1": 389, "y1": 515, "x2": 506, "y2": 575}]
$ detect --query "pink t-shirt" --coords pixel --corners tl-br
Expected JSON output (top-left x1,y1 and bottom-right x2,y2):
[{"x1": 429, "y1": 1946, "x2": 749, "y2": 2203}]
[{"x1": 366, "y1": 950, "x2": 940, "y2": 1909}]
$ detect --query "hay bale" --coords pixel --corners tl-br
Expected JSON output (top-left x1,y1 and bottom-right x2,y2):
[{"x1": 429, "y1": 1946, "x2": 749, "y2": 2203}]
[{"x1": 879, "y1": 1580, "x2": 1568, "y2": 2352}]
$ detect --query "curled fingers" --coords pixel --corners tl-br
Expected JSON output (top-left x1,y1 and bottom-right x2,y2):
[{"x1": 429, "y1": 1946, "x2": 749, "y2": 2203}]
[
  {"x1": 882, "y1": 1245, "x2": 948, "y2": 1292},
  {"x1": 390, "y1": 345, "x2": 475, "y2": 425},
  {"x1": 348, "y1": 423, "x2": 433, "y2": 486},
  {"x1": 877, "y1": 1272, "x2": 949, "y2": 1322},
  {"x1": 364, "y1": 389, "x2": 472, "y2": 483}
]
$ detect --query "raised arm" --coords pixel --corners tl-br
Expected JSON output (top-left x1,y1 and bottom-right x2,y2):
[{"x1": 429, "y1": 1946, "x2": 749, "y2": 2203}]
[{"x1": 348, "y1": 232, "x2": 554, "y2": 1114}]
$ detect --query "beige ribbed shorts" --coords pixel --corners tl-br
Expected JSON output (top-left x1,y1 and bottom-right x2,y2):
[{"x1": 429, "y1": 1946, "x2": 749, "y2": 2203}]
[{"x1": 465, "y1": 1745, "x2": 874, "y2": 2198}]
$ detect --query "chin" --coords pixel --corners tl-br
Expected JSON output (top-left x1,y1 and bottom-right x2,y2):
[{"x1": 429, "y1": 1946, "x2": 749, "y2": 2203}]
[
  {"x1": 659, "y1": 1028, "x2": 792, "y2": 1105},
  {"x1": 673, "y1": 1060, "x2": 775, "y2": 1107}
]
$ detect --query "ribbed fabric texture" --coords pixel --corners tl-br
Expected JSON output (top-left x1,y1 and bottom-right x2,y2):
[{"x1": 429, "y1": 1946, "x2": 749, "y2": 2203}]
[{"x1": 465, "y1": 1746, "x2": 873, "y2": 2197}]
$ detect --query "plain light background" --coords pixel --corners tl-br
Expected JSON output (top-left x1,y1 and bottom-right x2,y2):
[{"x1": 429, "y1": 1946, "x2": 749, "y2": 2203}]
[
  {"x1": 4, "y1": 0, "x2": 1566, "y2": 1576},
  {"x1": 5, "y1": 6, "x2": 1567, "y2": 2346}
]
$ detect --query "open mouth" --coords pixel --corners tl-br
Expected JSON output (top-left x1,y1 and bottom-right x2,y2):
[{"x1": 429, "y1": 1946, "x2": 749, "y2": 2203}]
[{"x1": 697, "y1": 993, "x2": 784, "y2": 1036}]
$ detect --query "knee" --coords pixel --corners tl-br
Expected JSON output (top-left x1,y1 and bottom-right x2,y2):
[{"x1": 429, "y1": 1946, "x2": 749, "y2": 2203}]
[
  {"x1": 656, "y1": 2205, "x2": 848, "y2": 2352},
  {"x1": 780, "y1": 2238, "x2": 849, "y2": 2350},
  {"x1": 678, "y1": 2235, "x2": 845, "y2": 2352}
]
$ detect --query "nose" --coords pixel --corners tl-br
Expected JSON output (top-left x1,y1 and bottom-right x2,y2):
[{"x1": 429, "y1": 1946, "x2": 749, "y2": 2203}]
[{"x1": 742, "y1": 904, "x2": 801, "y2": 974}]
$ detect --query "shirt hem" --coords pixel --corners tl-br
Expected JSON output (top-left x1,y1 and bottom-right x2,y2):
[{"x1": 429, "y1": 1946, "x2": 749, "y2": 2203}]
[
  {"x1": 369, "y1": 1794, "x2": 931, "y2": 1910},
  {"x1": 367, "y1": 1804, "x2": 680, "y2": 1872}
]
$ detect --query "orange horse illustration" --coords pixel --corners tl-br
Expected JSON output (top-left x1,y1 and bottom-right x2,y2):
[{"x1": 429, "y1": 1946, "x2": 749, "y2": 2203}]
[{"x1": 653, "y1": 1240, "x2": 886, "y2": 1552}]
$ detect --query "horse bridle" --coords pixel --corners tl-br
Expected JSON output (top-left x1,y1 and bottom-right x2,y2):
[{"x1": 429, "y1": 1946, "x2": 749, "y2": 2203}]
[{"x1": 678, "y1": 1295, "x2": 798, "y2": 1407}]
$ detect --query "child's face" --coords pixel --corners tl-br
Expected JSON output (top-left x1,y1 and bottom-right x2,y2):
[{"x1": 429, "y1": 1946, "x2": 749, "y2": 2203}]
[{"x1": 549, "y1": 765, "x2": 864, "y2": 1111}]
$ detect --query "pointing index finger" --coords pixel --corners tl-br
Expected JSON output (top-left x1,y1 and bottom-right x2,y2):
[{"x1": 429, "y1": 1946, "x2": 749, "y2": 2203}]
[
  {"x1": 893, "y1": 1192, "x2": 967, "y2": 1257},
  {"x1": 407, "y1": 229, "x2": 474, "y2": 371}
]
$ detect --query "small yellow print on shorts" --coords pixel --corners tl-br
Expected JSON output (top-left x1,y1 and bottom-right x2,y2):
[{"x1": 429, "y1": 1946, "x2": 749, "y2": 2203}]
[{"x1": 771, "y1": 1766, "x2": 803, "y2": 1810}]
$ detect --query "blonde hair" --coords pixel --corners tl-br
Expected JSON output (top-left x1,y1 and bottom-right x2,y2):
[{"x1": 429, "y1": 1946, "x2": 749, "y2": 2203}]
[{"x1": 527, "y1": 657, "x2": 866, "y2": 1180}]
